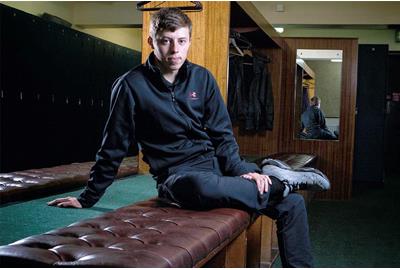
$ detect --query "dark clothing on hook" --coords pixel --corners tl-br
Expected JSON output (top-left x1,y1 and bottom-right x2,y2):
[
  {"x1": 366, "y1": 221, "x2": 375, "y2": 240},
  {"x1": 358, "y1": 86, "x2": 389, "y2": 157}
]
[{"x1": 228, "y1": 54, "x2": 274, "y2": 132}]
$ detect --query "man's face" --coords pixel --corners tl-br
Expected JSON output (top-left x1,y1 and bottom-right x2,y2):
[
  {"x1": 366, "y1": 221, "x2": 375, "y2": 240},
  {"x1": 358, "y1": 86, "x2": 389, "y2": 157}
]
[{"x1": 148, "y1": 27, "x2": 191, "y2": 73}]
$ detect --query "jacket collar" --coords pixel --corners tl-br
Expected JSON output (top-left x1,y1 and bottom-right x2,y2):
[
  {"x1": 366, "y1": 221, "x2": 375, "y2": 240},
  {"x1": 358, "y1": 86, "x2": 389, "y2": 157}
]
[{"x1": 144, "y1": 52, "x2": 190, "y2": 85}]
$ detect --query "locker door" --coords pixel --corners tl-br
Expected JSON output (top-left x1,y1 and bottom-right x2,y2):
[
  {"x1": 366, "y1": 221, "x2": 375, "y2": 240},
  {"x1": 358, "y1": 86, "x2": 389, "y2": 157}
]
[{"x1": 353, "y1": 45, "x2": 388, "y2": 183}]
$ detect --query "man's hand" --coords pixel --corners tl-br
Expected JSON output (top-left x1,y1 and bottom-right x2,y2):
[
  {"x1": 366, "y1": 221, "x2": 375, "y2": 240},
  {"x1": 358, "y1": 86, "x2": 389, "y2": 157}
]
[
  {"x1": 47, "y1": 196, "x2": 82, "y2": 208},
  {"x1": 241, "y1": 172, "x2": 272, "y2": 194}
]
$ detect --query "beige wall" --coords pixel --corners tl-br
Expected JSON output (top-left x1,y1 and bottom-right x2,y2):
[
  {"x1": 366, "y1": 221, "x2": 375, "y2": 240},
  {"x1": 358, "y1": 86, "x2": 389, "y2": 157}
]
[
  {"x1": 79, "y1": 28, "x2": 142, "y2": 51},
  {"x1": 1, "y1": 1, "x2": 142, "y2": 51},
  {"x1": 307, "y1": 60, "x2": 342, "y2": 118},
  {"x1": 1, "y1": 1, "x2": 73, "y2": 22},
  {"x1": 72, "y1": 2, "x2": 142, "y2": 26}
]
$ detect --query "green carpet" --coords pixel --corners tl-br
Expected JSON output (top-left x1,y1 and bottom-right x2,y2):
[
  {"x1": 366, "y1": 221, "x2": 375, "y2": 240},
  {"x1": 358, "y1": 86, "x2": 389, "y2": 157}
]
[
  {"x1": 0, "y1": 174, "x2": 157, "y2": 245},
  {"x1": 274, "y1": 172, "x2": 400, "y2": 267}
]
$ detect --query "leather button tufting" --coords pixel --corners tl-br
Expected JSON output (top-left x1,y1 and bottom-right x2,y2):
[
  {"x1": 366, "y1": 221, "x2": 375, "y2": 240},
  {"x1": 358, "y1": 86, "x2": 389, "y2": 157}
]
[
  {"x1": 0, "y1": 157, "x2": 138, "y2": 204},
  {"x1": 0, "y1": 198, "x2": 250, "y2": 267}
]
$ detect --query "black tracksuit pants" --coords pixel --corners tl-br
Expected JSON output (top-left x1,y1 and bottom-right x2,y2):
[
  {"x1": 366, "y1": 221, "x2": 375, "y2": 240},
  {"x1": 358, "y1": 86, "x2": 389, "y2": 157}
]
[{"x1": 157, "y1": 155, "x2": 314, "y2": 267}]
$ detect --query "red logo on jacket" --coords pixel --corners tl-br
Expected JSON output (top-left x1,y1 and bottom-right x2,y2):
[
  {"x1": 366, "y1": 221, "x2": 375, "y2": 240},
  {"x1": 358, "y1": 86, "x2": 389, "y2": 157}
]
[{"x1": 188, "y1": 90, "x2": 199, "y2": 100}]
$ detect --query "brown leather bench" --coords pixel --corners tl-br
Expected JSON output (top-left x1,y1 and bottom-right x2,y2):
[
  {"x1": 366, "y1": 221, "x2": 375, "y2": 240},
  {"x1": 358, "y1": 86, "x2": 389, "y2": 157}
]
[
  {"x1": 0, "y1": 153, "x2": 316, "y2": 267},
  {"x1": 0, "y1": 156, "x2": 138, "y2": 205},
  {"x1": 0, "y1": 198, "x2": 250, "y2": 267}
]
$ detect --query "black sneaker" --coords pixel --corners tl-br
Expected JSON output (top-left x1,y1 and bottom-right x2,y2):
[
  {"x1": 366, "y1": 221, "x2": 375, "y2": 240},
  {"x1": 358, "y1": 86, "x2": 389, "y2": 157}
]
[{"x1": 261, "y1": 160, "x2": 331, "y2": 197}]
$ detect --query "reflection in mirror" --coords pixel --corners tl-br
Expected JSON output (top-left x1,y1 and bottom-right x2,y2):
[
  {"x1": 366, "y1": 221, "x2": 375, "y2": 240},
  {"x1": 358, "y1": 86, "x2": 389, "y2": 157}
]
[{"x1": 294, "y1": 49, "x2": 342, "y2": 141}]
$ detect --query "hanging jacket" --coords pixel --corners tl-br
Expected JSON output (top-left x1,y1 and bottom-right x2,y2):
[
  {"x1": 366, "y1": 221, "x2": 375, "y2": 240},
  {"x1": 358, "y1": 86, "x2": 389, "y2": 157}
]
[{"x1": 228, "y1": 54, "x2": 274, "y2": 132}]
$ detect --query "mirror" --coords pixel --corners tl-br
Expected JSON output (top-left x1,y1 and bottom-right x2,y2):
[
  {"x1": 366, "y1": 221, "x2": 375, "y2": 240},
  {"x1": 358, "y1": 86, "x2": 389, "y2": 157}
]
[{"x1": 294, "y1": 49, "x2": 342, "y2": 141}]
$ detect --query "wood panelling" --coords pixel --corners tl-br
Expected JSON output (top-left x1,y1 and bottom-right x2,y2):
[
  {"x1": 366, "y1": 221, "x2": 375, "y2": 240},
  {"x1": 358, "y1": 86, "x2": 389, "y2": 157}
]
[{"x1": 280, "y1": 38, "x2": 358, "y2": 200}]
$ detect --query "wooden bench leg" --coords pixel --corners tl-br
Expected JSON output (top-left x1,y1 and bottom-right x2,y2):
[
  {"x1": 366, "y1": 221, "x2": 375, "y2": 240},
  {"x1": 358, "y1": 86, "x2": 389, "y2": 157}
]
[
  {"x1": 271, "y1": 220, "x2": 279, "y2": 265},
  {"x1": 246, "y1": 215, "x2": 279, "y2": 268},
  {"x1": 204, "y1": 230, "x2": 247, "y2": 267}
]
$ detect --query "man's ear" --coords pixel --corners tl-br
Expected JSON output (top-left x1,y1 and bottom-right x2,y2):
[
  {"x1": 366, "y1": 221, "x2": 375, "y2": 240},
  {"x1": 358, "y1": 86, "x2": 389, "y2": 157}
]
[{"x1": 147, "y1": 36, "x2": 154, "y2": 49}]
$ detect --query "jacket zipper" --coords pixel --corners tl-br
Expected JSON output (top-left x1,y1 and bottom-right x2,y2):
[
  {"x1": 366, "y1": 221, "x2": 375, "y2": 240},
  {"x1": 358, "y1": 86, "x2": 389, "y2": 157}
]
[
  {"x1": 170, "y1": 87, "x2": 191, "y2": 131},
  {"x1": 171, "y1": 90, "x2": 176, "y2": 102}
]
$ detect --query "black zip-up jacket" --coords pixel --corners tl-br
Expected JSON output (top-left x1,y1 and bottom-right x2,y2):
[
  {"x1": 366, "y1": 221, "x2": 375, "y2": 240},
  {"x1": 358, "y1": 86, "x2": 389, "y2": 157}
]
[{"x1": 78, "y1": 53, "x2": 259, "y2": 207}]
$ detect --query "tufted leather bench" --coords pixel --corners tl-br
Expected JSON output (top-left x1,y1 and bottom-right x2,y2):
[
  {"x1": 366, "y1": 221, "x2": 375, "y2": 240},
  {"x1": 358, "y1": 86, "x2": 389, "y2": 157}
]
[
  {"x1": 0, "y1": 198, "x2": 249, "y2": 267},
  {"x1": 0, "y1": 153, "x2": 316, "y2": 267},
  {"x1": 0, "y1": 156, "x2": 138, "y2": 205}
]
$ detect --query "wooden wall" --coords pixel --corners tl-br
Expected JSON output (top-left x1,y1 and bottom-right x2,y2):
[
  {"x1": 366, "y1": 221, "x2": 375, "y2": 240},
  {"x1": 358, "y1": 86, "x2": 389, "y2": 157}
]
[
  {"x1": 280, "y1": 38, "x2": 358, "y2": 200},
  {"x1": 138, "y1": 1, "x2": 230, "y2": 173}
]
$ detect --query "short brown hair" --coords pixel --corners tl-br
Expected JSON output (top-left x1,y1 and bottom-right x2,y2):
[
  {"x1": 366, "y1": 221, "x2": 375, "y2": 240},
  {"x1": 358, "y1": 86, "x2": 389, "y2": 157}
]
[
  {"x1": 150, "y1": 8, "x2": 192, "y2": 38},
  {"x1": 310, "y1": 96, "x2": 320, "y2": 106}
]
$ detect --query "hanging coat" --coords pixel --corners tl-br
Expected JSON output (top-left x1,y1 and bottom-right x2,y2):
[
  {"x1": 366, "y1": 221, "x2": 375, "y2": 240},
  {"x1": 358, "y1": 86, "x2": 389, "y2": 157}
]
[{"x1": 228, "y1": 54, "x2": 274, "y2": 132}]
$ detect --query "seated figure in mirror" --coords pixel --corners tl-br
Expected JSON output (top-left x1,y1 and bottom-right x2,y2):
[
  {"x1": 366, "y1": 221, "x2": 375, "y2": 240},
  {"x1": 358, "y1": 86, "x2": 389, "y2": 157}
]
[{"x1": 300, "y1": 96, "x2": 337, "y2": 140}]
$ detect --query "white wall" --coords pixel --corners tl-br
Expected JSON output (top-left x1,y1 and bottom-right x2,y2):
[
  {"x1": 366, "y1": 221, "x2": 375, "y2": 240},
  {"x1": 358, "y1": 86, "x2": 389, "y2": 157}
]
[
  {"x1": 253, "y1": 1, "x2": 400, "y2": 25},
  {"x1": 253, "y1": 1, "x2": 400, "y2": 51}
]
